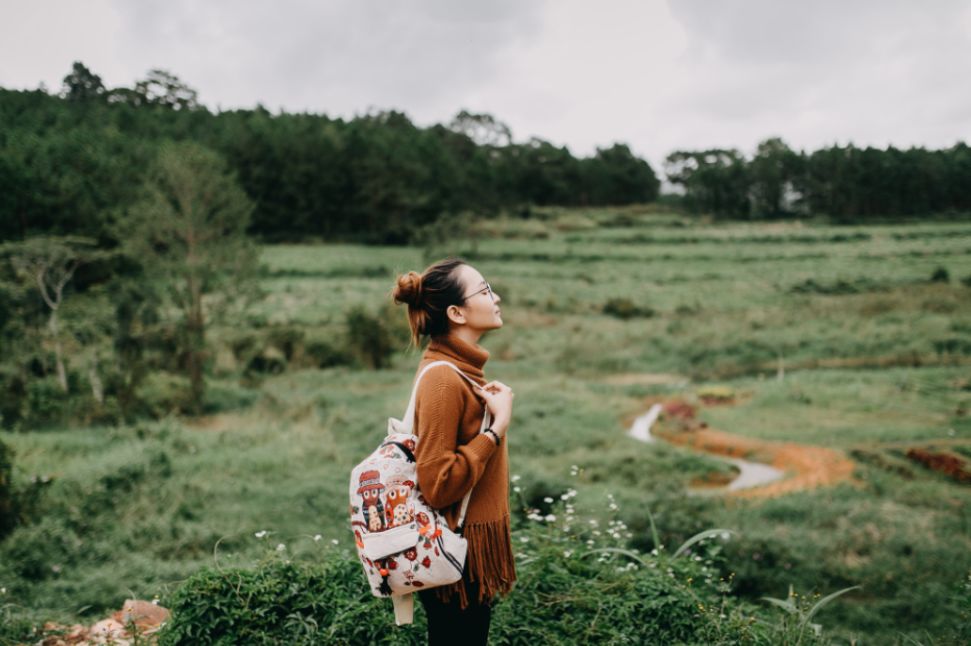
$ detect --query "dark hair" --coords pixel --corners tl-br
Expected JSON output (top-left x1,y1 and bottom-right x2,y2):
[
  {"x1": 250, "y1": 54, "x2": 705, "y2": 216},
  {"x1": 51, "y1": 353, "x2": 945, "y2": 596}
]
[{"x1": 391, "y1": 257, "x2": 468, "y2": 347}]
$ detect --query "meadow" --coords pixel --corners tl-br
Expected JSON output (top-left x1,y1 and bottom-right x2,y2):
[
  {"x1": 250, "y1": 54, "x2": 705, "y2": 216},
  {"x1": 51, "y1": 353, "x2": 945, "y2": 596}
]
[{"x1": 2, "y1": 207, "x2": 970, "y2": 644}]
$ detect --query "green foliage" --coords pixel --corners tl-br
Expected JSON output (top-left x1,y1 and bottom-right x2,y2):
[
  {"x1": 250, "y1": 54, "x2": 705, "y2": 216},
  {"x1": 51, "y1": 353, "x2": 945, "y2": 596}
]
[
  {"x1": 0, "y1": 217, "x2": 969, "y2": 643},
  {"x1": 758, "y1": 585, "x2": 862, "y2": 646},
  {"x1": 930, "y1": 266, "x2": 950, "y2": 283},
  {"x1": 1, "y1": 63, "x2": 665, "y2": 247},
  {"x1": 121, "y1": 140, "x2": 260, "y2": 412},
  {"x1": 602, "y1": 297, "x2": 655, "y2": 320},
  {"x1": 0, "y1": 437, "x2": 16, "y2": 539},
  {"x1": 157, "y1": 556, "x2": 413, "y2": 645},
  {"x1": 155, "y1": 503, "x2": 756, "y2": 645},
  {"x1": 344, "y1": 306, "x2": 395, "y2": 369},
  {"x1": 0, "y1": 604, "x2": 36, "y2": 646},
  {"x1": 665, "y1": 148, "x2": 751, "y2": 218},
  {"x1": 151, "y1": 482, "x2": 862, "y2": 645}
]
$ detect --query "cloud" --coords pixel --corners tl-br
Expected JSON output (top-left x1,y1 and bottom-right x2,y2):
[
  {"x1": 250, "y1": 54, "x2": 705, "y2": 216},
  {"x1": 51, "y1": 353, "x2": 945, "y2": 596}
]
[
  {"x1": 657, "y1": 0, "x2": 971, "y2": 154},
  {"x1": 109, "y1": 0, "x2": 544, "y2": 118},
  {"x1": 2, "y1": 0, "x2": 969, "y2": 172}
]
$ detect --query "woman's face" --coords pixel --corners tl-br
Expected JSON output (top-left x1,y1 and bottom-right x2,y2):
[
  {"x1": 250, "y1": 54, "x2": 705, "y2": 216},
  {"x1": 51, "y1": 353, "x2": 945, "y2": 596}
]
[{"x1": 450, "y1": 264, "x2": 502, "y2": 332}]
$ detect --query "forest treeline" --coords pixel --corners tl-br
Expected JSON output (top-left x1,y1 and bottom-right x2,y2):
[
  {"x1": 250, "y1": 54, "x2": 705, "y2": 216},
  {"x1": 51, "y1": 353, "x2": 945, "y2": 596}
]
[
  {"x1": 3, "y1": 63, "x2": 971, "y2": 248},
  {"x1": 1, "y1": 63, "x2": 660, "y2": 245}
]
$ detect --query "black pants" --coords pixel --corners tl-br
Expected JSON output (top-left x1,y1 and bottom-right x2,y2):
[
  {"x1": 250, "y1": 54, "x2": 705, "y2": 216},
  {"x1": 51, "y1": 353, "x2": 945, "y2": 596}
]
[{"x1": 418, "y1": 581, "x2": 492, "y2": 645}]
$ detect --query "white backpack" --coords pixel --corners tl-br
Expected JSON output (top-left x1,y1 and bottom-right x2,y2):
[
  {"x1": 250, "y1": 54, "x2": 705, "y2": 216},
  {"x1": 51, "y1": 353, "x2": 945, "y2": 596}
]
[{"x1": 348, "y1": 360, "x2": 491, "y2": 625}]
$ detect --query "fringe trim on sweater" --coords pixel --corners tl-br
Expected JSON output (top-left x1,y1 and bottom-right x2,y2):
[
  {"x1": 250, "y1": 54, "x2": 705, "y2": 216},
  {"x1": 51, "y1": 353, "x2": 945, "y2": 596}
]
[{"x1": 432, "y1": 514, "x2": 517, "y2": 609}]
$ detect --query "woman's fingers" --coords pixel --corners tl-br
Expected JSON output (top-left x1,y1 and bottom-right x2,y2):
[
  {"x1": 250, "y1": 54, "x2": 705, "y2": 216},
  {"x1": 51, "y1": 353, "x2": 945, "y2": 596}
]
[{"x1": 483, "y1": 380, "x2": 512, "y2": 393}]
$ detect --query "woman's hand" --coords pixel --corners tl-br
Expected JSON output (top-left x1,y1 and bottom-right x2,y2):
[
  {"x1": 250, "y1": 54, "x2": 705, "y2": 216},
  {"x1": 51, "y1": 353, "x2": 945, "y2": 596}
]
[{"x1": 478, "y1": 380, "x2": 514, "y2": 438}]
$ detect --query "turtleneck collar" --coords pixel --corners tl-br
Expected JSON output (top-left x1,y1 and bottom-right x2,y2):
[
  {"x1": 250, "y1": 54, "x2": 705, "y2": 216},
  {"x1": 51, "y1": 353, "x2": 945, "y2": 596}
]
[{"x1": 423, "y1": 333, "x2": 489, "y2": 381}]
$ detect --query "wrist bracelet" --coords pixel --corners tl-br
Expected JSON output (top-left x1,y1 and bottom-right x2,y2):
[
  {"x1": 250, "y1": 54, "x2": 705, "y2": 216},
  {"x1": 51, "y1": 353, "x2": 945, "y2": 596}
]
[{"x1": 484, "y1": 428, "x2": 500, "y2": 445}]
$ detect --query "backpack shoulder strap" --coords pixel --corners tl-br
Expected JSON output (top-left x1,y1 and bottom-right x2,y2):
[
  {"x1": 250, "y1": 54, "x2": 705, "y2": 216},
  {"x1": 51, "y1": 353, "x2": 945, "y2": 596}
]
[
  {"x1": 399, "y1": 360, "x2": 483, "y2": 434},
  {"x1": 398, "y1": 360, "x2": 493, "y2": 531}
]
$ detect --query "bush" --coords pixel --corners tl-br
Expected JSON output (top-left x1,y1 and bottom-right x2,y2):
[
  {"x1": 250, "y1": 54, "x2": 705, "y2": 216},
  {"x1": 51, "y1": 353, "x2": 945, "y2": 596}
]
[
  {"x1": 303, "y1": 339, "x2": 354, "y2": 369},
  {"x1": 602, "y1": 297, "x2": 656, "y2": 320},
  {"x1": 345, "y1": 306, "x2": 395, "y2": 370},
  {"x1": 154, "y1": 479, "x2": 859, "y2": 645},
  {"x1": 930, "y1": 267, "x2": 950, "y2": 283},
  {"x1": 138, "y1": 372, "x2": 191, "y2": 418},
  {"x1": 157, "y1": 556, "x2": 412, "y2": 645},
  {"x1": 0, "y1": 436, "x2": 17, "y2": 539}
]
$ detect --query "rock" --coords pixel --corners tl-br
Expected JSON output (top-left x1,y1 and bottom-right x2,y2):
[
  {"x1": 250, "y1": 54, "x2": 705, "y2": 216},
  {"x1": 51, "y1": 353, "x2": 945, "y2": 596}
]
[
  {"x1": 87, "y1": 618, "x2": 128, "y2": 645},
  {"x1": 112, "y1": 599, "x2": 170, "y2": 632}
]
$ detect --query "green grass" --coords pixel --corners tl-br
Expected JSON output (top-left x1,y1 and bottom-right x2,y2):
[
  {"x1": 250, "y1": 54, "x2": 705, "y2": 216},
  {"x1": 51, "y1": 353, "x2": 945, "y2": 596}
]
[{"x1": 3, "y1": 208, "x2": 971, "y2": 644}]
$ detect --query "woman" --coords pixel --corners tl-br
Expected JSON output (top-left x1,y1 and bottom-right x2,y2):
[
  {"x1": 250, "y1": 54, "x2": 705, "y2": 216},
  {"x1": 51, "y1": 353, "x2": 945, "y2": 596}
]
[{"x1": 391, "y1": 257, "x2": 516, "y2": 645}]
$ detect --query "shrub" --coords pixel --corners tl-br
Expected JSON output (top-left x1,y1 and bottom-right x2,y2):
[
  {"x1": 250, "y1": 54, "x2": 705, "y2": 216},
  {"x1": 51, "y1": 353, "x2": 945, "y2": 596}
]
[
  {"x1": 0, "y1": 437, "x2": 16, "y2": 539},
  {"x1": 303, "y1": 339, "x2": 354, "y2": 369},
  {"x1": 138, "y1": 372, "x2": 191, "y2": 418},
  {"x1": 157, "y1": 556, "x2": 413, "y2": 645},
  {"x1": 344, "y1": 306, "x2": 395, "y2": 370},
  {"x1": 602, "y1": 297, "x2": 655, "y2": 320},
  {"x1": 154, "y1": 479, "x2": 860, "y2": 645},
  {"x1": 930, "y1": 267, "x2": 950, "y2": 283}
]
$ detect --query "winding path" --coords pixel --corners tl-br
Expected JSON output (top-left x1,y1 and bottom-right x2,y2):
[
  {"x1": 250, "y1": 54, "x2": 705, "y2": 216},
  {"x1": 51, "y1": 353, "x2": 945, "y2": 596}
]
[{"x1": 627, "y1": 404, "x2": 857, "y2": 498}]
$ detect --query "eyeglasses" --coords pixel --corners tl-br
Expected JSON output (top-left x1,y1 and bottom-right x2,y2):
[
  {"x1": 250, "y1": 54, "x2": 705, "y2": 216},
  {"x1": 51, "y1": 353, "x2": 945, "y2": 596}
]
[{"x1": 462, "y1": 282, "x2": 495, "y2": 302}]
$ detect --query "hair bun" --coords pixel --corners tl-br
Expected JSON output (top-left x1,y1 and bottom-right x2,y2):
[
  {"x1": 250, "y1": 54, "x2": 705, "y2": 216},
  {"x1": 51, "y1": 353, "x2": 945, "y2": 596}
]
[{"x1": 393, "y1": 271, "x2": 423, "y2": 307}]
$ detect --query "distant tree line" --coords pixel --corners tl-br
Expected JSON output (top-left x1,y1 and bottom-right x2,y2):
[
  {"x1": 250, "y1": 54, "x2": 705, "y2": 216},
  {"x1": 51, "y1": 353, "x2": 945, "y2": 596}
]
[
  {"x1": 3, "y1": 62, "x2": 969, "y2": 246},
  {"x1": 1, "y1": 62, "x2": 660, "y2": 245},
  {"x1": 666, "y1": 137, "x2": 971, "y2": 220}
]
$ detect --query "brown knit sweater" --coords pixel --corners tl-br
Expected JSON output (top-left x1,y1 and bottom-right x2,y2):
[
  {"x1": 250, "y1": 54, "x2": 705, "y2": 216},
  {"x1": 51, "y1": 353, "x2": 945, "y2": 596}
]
[{"x1": 412, "y1": 333, "x2": 516, "y2": 608}]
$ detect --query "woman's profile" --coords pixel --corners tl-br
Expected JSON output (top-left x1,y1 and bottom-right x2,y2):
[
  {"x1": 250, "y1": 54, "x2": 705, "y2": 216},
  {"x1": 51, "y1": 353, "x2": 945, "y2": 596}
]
[{"x1": 391, "y1": 257, "x2": 516, "y2": 645}]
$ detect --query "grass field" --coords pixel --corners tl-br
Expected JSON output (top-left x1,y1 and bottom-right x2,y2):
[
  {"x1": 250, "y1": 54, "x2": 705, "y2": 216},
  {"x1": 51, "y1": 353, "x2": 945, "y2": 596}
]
[{"x1": 2, "y1": 207, "x2": 970, "y2": 643}]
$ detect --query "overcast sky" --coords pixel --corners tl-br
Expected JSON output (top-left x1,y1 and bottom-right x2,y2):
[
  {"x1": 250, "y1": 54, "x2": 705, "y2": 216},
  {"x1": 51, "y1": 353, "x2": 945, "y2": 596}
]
[{"x1": 2, "y1": 0, "x2": 970, "y2": 171}]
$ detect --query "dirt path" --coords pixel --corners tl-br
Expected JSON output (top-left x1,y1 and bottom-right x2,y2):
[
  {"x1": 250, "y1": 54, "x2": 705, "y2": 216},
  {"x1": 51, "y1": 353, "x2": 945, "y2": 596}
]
[
  {"x1": 626, "y1": 399, "x2": 859, "y2": 498},
  {"x1": 655, "y1": 424, "x2": 859, "y2": 498}
]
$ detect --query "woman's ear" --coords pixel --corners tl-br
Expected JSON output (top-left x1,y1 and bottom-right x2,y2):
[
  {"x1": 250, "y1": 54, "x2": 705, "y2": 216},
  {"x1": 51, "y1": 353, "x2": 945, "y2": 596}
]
[{"x1": 446, "y1": 303, "x2": 466, "y2": 326}]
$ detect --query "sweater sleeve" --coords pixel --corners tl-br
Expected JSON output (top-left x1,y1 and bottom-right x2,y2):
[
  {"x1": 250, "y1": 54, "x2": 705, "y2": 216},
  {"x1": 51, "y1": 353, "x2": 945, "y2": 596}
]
[{"x1": 413, "y1": 365, "x2": 498, "y2": 509}]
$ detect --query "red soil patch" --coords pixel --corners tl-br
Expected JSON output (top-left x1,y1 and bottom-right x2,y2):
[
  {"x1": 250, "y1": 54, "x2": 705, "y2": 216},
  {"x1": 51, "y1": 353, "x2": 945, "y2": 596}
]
[
  {"x1": 662, "y1": 399, "x2": 697, "y2": 420},
  {"x1": 905, "y1": 448, "x2": 971, "y2": 484}
]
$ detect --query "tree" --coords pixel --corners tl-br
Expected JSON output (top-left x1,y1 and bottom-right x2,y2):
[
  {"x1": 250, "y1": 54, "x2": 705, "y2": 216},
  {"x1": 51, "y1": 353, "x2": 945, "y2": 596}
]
[
  {"x1": 2, "y1": 236, "x2": 97, "y2": 393},
  {"x1": 121, "y1": 141, "x2": 259, "y2": 413},
  {"x1": 665, "y1": 149, "x2": 750, "y2": 218},
  {"x1": 133, "y1": 69, "x2": 200, "y2": 111},
  {"x1": 583, "y1": 143, "x2": 660, "y2": 205},
  {"x1": 61, "y1": 62, "x2": 105, "y2": 102},
  {"x1": 448, "y1": 110, "x2": 513, "y2": 147},
  {"x1": 748, "y1": 137, "x2": 803, "y2": 218}
]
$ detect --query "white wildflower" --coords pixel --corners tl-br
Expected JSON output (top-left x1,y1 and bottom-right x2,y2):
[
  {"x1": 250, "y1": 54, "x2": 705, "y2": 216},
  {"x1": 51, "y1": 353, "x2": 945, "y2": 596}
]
[
  {"x1": 331, "y1": 539, "x2": 339, "y2": 545},
  {"x1": 313, "y1": 534, "x2": 322, "y2": 542},
  {"x1": 276, "y1": 543, "x2": 287, "y2": 552},
  {"x1": 563, "y1": 550, "x2": 573, "y2": 558},
  {"x1": 519, "y1": 536, "x2": 530, "y2": 543},
  {"x1": 511, "y1": 474, "x2": 521, "y2": 482},
  {"x1": 543, "y1": 497, "x2": 554, "y2": 504},
  {"x1": 255, "y1": 530, "x2": 268, "y2": 539},
  {"x1": 544, "y1": 514, "x2": 556, "y2": 522}
]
